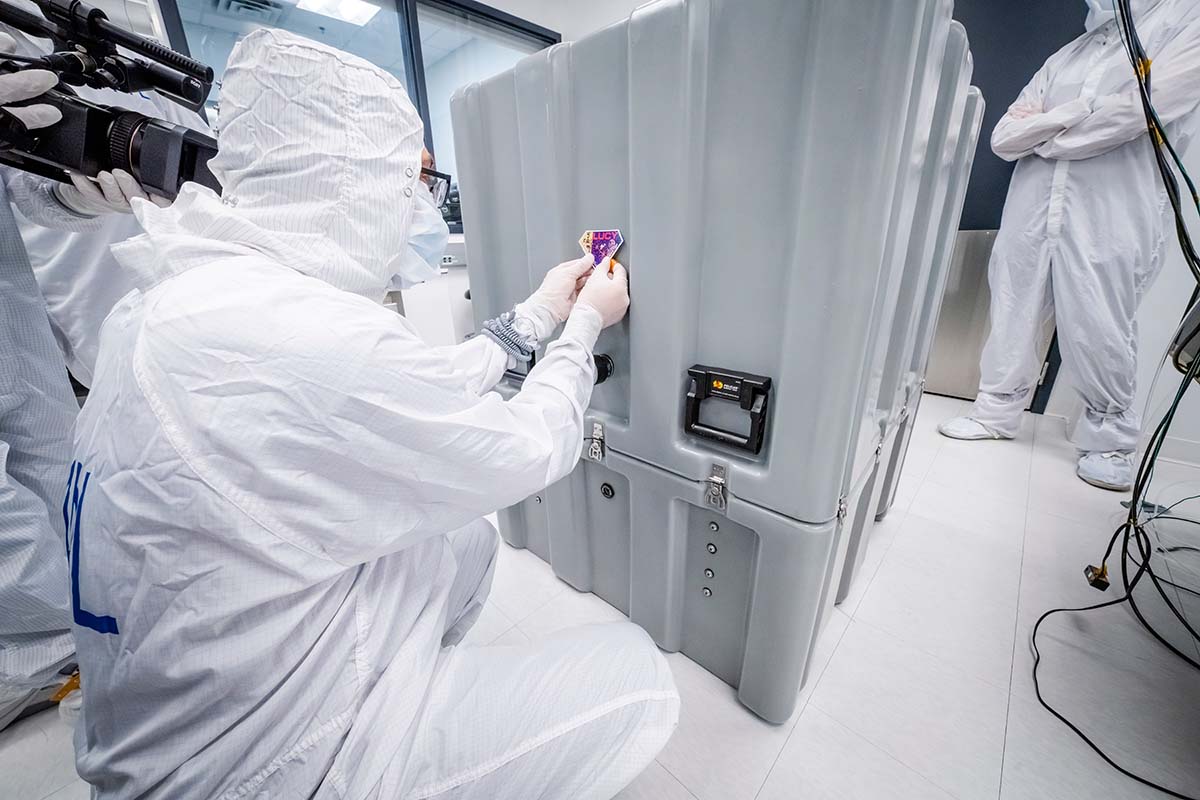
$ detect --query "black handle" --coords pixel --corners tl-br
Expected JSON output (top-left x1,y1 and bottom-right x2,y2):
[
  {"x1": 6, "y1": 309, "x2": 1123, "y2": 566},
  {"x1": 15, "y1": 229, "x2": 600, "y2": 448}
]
[{"x1": 684, "y1": 365, "x2": 772, "y2": 454}]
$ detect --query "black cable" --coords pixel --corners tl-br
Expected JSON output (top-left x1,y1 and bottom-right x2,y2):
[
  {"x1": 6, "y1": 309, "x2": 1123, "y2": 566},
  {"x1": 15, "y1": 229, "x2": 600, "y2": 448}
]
[
  {"x1": 1030, "y1": 585, "x2": 1200, "y2": 799},
  {"x1": 1029, "y1": 67, "x2": 1200, "y2": 783}
]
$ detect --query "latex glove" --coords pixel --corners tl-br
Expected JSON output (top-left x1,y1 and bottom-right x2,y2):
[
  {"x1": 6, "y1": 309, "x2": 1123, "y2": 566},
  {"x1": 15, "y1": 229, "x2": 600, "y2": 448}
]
[
  {"x1": 0, "y1": 36, "x2": 61, "y2": 132},
  {"x1": 514, "y1": 254, "x2": 596, "y2": 340},
  {"x1": 54, "y1": 169, "x2": 170, "y2": 217},
  {"x1": 574, "y1": 258, "x2": 629, "y2": 329}
]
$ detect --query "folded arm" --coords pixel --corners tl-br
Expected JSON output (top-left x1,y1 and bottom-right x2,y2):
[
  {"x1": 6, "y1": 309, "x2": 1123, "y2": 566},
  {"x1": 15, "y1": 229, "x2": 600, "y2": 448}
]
[{"x1": 1035, "y1": 21, "x2": 1200, "y2": 161}]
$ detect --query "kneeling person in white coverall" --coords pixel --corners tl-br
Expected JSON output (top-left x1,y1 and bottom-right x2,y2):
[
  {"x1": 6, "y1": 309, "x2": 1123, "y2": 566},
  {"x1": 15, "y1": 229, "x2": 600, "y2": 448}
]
[
  {"x1": 938, "y1": 0, "x2": 1200, "y2": 491},
  {"x1": 69, "y1": 28, "x2": 678, "y2": 800}
]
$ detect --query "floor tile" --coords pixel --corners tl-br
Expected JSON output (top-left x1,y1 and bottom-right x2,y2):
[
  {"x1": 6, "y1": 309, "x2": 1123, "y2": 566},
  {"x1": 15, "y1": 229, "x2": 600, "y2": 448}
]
[
  {"x1": 758, "y1": 706, "x2": 958, "y2": 800},
  {"x1": 1001, "y1": 693, "x2": 1200, "y2": 800},
  {"x1": 0, "y1": 710, "x2": 78, "y2": 800},
  {"x1": 40, "y1": 780, "x2": 91, "y2": 800},
  {"x1": 907, "y1": 476, "x2": 1028, "y2": 547},
  {"x1": 516, "y1": 586, "x2": 627, "y2": 640},
  {"x1": 489, "y1": 626, "x2": 531, "y2": 647},
  {"x1": 855, "y1": 524, "x2": 1018, "y2": 689},
  {"x1": 890, "y1": 438, "x2": 939, "y2": 512},
  {"x1": 885, "y1": 510, "x2": 1023, "y2": 588},
  {"x1": 837, "y1": 510, "x2": 907, "y2": 616},
  {"x1": 798, "y1": 607, "x2": 852, "y2": 708},
  {"x1": 925, "y1": 425, "x2": 1036, "y2": 507},
  {"x1": 458, "y1": 600, "x2": 515, "y2": 647},
  {"x1": 655, "y1": 653, "x2": 799, "y2": 800},
  {"x1": 487, "y1": 542, "x2": 570, "y2": 624},
  {"x1": 810, "y1": 620, "x2": 1008, "y2": 800},
  {"x1": 615, "y1": 761, "x2": 697, "y2": 800}
]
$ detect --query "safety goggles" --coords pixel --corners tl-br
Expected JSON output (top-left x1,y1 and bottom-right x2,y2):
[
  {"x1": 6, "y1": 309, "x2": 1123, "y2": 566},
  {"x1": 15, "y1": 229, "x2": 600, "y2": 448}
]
[{"x1": 420, "y1": 167, "x2": 452, "y2": 208}]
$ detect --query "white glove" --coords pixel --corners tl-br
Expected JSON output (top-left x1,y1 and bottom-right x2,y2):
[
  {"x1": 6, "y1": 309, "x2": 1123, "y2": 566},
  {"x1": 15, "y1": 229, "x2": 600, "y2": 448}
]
[
  {"x1": 54, "y1": 169, "x2": 171, "y2": 217},
  {"x1": 0, "y1": 35, "x2": 61, "y2": 132},
  {"x1": 514, "y1": 254, "x2": 596, "y2": 341},
  {"x1": 574, "y1": 258, "x2": 630, "y2": 329}
]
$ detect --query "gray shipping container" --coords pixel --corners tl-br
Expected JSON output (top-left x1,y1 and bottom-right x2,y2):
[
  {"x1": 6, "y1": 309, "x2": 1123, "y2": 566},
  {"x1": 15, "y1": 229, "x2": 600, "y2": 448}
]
[{"x1": 452, "y1": 0, "x2": 982, "y2": 722}]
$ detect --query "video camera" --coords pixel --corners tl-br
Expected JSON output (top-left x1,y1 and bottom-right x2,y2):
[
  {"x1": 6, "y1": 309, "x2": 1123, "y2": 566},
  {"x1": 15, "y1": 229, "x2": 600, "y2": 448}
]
[{"x1": 0, "y1": 0, "x2": 218, "y2": 199}]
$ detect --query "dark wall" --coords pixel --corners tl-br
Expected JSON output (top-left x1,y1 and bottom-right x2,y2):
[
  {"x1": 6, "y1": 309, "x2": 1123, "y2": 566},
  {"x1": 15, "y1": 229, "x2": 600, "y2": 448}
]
[{"x1": 953, "y1": 1, "x2": 1086, "y2": 229}]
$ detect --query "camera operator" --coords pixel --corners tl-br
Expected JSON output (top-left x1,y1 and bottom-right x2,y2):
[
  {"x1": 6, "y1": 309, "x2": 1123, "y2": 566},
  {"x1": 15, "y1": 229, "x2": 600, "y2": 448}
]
[
  {"x1": 0, "y1": 12, "x2": 196, "y2": 728},
  {"x1": 1, "y1": 3, "x2": 210, "y2": 387}
]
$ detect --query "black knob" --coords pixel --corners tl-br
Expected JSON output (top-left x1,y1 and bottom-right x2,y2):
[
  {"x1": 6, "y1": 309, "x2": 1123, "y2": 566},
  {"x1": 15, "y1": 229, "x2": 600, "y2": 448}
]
[{"x1": 594, "y1": 354, "x2": 614, "y2": 385}]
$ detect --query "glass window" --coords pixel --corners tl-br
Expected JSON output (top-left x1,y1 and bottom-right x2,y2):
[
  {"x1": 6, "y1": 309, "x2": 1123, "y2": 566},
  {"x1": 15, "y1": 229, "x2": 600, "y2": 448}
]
[
  {"x1": 174, "y1": 0, "x2": 412, "y2": 121},
  {"x1": 416, "y1": 1, "x2": 545, "y2": 224}
]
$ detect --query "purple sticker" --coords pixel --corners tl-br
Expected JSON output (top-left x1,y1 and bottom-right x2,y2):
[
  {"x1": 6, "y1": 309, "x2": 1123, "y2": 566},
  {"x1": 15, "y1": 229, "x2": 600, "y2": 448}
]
[{"x1": 589, "y1": 229, "x2": 623, "y2": 265}]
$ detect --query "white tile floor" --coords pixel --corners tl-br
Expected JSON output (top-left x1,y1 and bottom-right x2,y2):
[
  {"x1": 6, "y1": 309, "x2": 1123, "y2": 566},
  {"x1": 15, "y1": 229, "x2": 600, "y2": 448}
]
[{"x1": 5, "y1": 394, "x2": 1200, "y2": 800}]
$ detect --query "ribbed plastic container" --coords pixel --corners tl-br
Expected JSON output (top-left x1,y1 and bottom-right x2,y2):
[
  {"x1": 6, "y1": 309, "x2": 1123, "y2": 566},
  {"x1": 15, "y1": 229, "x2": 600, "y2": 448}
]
[
  {"x1": 838, "y1": 22, "x2": 981, "y2": 602},
  {"x1": 877, "y1": 86, "x2": 987, "y2": 522},
  {"x1": 451, "y1": 0, "x2": 978, "y2": 721}
]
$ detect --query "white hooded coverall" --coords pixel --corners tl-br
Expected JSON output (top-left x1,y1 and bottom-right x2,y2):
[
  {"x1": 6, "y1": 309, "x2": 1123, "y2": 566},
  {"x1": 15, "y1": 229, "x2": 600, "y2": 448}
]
[
  {"x1": 69, "y1": 28, "x2": 678, "y2": 799},
  {"x1": 0, "y1": 188, "x2": 78, "y2": 729},
  {"x1": 971, "y1": 0, "x2": 1200, "y2": 452}
]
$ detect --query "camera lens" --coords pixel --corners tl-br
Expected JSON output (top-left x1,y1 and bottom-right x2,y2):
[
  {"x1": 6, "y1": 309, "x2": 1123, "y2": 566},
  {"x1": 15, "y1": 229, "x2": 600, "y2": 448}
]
[{"x1": 108, "y1": 111, "x2": 147, "y2": 177}]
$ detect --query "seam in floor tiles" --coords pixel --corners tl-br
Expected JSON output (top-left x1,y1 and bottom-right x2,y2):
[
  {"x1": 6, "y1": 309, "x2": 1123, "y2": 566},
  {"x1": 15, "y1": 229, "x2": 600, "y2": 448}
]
[
  {"x1": 651, "y1": 758, "x2": 700, "y2": 800},
  {"x1": 800, "y1": 662, "x2": 976, "y2": 800},
  {"x1": 748, "y1": 612, "x2": 855, "y2": 800},
  {"x1": 995, "y1": 414, "x2": 1042, "y2": 799}
]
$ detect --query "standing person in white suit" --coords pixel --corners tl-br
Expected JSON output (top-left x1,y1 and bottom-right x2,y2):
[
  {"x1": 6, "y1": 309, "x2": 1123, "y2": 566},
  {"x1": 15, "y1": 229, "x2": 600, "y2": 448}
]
[
  {"x1": 939, "y1": 0, "x2": 1200, "y2": 491},
  {"x1": 69, "y1": 28, "x2": 678, "y2": 800}
]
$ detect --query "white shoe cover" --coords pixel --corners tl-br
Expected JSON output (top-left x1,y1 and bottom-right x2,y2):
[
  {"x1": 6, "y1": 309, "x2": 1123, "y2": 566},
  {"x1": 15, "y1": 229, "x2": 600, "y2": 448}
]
[
  {"x1": 937, "y1": 416, "x2": 1008, "y2": 441},
  {"x1": 1077, "y1": 451, "x2": 1133, "y2": 492}
]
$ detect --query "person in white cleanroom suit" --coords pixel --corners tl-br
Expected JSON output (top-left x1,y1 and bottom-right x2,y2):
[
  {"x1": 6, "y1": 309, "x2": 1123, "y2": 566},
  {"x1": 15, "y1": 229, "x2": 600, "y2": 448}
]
[
  {"x1": 2, "y1": 5, "x2": 211, "y2": 386},
  {"x1": 0, "y1": 26, "x2": 174, "y2": 729},
  {"x1": 0, "y1": 55, "x2": 80, "y2": 732},
  {"x1": 939, "y1": 0, "x2": 1200, "y2": 491},
  {"x1": 69, "y1": 28, "x2": 678, "y2": 799}
]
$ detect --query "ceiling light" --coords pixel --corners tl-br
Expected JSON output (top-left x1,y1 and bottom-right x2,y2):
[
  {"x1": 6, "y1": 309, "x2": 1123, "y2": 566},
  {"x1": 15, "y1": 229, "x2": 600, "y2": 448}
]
[{"x1": 296, "y1": 0, "x2": 380, "y2": 26}]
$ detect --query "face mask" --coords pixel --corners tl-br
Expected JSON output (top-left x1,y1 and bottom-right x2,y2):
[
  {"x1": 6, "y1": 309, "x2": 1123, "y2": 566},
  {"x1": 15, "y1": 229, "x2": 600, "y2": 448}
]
[{"x1": 389, "y1": 182, "x2": 449, "y2": 291}]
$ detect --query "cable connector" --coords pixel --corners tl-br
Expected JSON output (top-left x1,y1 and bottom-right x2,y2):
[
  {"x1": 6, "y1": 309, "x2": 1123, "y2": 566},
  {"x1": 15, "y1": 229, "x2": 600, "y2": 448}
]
[{"x1": 1085, "y1": 564, "x2": 1110, "y2": 591}]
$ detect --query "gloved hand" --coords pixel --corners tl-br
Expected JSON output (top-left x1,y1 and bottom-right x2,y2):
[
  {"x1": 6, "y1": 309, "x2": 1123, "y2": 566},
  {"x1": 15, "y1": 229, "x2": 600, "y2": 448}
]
[
  {"x1": 0, "y1": 35, "x2": 61, "y2": 135},
  {"x1": 574, "y1": 258, "x2": 629, "y2": 329},
  {"x1": 54, "y1": 169, "x2": 171, "y2": 217},
  {"x1": 514, "y1": 254, "x2": 596, "y2": 341}
]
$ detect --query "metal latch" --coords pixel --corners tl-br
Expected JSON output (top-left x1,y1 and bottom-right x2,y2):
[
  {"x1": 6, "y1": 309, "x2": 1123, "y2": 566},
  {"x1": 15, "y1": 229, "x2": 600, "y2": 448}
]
[
  {"x1": 586, "y1": 421, "x2": 605, "y2": 462},
  {"x1": 705, "y1": 464, "x2": 728, "y2": 510},
  {"x1": 837, "y1": 495, "x2": 848, "y2": 521}
]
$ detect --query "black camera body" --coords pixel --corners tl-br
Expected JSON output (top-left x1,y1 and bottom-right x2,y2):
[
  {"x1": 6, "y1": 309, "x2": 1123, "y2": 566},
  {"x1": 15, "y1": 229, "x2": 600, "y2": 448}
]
[{"x1": 0, "y1": 0, "x2": 219, "y2": 199}]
